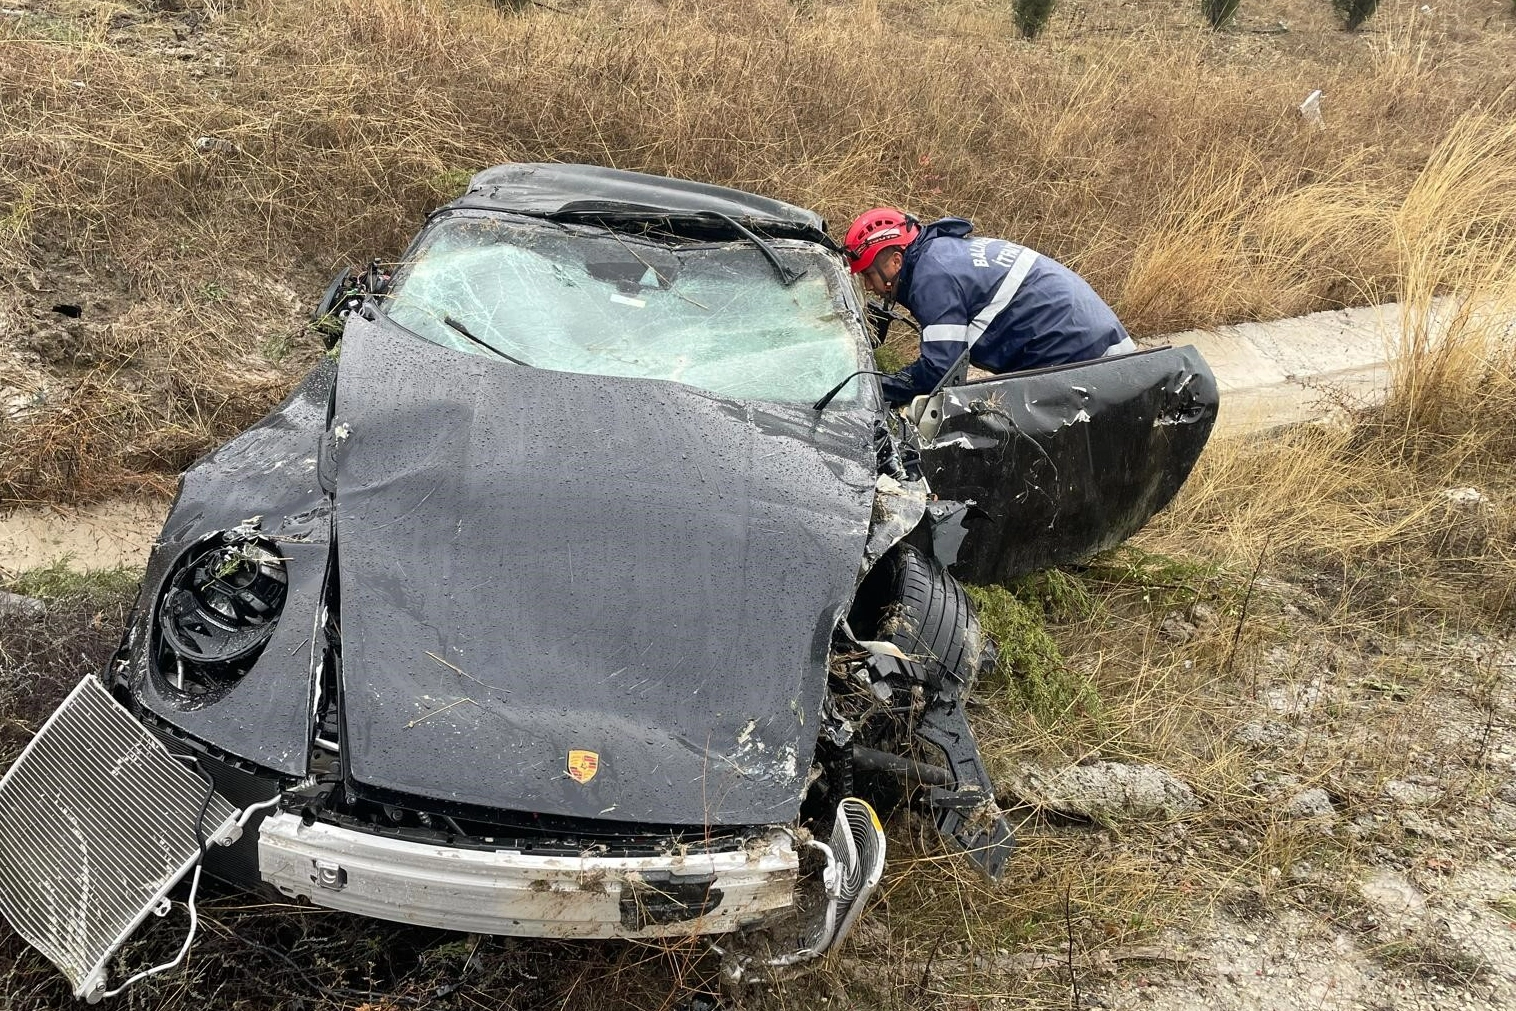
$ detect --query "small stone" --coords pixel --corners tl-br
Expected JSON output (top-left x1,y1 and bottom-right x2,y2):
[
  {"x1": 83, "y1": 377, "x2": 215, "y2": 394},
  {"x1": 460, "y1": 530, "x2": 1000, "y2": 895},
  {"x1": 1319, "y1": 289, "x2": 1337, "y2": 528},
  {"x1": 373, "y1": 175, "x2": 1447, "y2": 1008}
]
[
  {"x1": 1232, "y1": 719, "x2": 1294, "y2": 750},
  {"x1": 1159, "y1": 612, "x2": 1197, "y2": 643},
  {"x1": 1281, "y1": 787, "x2": 1335, "y2": 820},
  {"x1": 195, "y1": 136, "x2": 237, "y2": 155},
  {"x1": 1442, "y1": 486, "x2": 1486, "y2": 509},
  {"x1": 1399, "y1": 811, "x2": 1454, "y2": 842},
  {"x1": 1359, "y1": 869, "x2": 1427, "y2": 929},
  {"x1": 1384, "y1": 779, "x2": 1443, "y2": 808},
  {"x1": 0, "y1": 590, "x2": 47, "y2": 619}
]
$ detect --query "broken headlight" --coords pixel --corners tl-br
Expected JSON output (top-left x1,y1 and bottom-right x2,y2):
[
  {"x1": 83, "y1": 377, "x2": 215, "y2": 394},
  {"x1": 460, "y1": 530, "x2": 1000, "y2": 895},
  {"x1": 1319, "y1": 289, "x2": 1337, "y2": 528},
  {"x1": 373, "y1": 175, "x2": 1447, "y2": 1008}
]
[{"x1": 155, "y1": 536, "x2": 288, "y2": 697}]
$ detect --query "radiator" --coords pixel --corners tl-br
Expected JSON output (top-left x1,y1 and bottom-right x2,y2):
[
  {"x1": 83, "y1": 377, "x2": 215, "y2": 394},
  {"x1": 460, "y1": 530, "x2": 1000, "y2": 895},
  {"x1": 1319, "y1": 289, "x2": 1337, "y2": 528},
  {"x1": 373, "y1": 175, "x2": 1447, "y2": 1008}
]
[{"x1": 0, "y1": 677, "x2": 241, "y2": 1000}]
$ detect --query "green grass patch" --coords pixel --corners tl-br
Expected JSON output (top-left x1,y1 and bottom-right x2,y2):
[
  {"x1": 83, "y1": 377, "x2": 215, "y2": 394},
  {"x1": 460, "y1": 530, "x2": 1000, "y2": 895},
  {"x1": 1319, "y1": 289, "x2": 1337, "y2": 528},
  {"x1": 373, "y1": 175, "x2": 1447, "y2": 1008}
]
[
  {"x1": 873, "y1": 344, "x2": 908, "y2": 374},
  {"x1": 968, "y1": 582, "x2": 1100, "y2": 723},
  {"x1": 1006, "y1": 566, "x2": 1098, "y2": 622},
  {"x1": 5, "y1": 558, "x2": 142, "y2": 603},
  {"x1": 1078, "y1": 544, "x2": 1246, "y2": 613}
]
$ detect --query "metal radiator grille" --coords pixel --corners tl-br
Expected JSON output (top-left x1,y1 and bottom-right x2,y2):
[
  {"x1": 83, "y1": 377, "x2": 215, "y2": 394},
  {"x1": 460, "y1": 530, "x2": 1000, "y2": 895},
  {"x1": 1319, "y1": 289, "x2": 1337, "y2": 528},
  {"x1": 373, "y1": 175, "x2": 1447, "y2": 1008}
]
[{"x1": 0, "y1": 677, "x2": 240, "y2": 999}]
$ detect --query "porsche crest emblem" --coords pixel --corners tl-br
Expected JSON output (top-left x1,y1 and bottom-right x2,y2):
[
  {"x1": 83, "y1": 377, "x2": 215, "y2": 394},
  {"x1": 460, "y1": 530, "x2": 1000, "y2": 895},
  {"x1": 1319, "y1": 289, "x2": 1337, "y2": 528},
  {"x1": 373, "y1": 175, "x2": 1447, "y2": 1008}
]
[{"x1": 566, "y1": 749, "x2": 600, "y2": 784}]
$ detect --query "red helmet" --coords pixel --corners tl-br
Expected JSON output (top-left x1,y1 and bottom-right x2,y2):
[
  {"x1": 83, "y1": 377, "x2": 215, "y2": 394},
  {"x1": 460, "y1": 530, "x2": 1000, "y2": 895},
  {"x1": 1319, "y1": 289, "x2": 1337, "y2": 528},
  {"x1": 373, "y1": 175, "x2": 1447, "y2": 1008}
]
[{"x1": 843, "y1": 207, "x2": 919, "y2": 275}]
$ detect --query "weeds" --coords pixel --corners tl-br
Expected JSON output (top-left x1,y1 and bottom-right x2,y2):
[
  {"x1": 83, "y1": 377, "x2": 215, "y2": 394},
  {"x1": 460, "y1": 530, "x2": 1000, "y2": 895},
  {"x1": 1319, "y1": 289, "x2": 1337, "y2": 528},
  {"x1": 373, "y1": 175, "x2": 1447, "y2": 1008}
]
[
  {"x1": 968, "y1": 582, "x2": 1099, "y2": 723},
  {"x1": 1334, "y1": 0, "x2": 1380, "y2": 31},
  {"x1": 1014, "y1": 0, "x2": 1057, "y2": 39},
  {"x1": 1202, "y1": 0, "x2": 1240, "y2": 30},
  {"x1": 3, "y1": 558, "x2": 142, "y2": 603}
]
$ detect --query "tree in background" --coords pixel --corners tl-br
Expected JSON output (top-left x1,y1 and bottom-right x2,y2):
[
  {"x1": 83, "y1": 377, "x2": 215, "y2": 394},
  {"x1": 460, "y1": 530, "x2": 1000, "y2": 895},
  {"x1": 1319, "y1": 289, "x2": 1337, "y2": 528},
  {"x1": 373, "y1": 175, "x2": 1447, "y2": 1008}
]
[
  {"x1": 1203, "y1": 0, "x2": 1241, "y2": 29},
  {"x1": 1014, "y1": 0, "x2": 1056, "y2": 39},
  {"x1": 1333, "y1": 0, "x2": 1379, "y2": 30}
]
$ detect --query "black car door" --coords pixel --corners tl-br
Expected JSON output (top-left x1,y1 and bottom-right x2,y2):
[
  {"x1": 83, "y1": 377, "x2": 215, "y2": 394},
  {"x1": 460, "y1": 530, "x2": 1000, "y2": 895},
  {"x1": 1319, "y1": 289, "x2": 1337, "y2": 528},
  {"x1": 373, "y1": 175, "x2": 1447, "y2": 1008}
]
[{"x1": 913, "y1": 345, "x2": 1219, "y2": 583}]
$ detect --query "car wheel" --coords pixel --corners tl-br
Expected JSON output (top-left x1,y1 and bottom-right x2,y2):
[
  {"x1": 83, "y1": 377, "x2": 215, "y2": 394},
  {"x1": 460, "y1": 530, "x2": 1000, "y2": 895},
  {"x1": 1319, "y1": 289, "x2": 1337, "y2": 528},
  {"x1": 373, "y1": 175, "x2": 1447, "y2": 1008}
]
[{"x1": 854, "y1": 543, "x2": 983, "y2": 692}]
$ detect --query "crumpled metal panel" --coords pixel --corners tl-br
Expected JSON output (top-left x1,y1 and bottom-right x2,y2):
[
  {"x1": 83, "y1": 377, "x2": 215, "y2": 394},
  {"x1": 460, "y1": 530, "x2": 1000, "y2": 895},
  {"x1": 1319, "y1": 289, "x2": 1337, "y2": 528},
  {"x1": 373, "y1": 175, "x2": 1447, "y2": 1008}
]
[
  {"x1": 918, "y1": 346, "x2": 1218, "y2": 583},
  {"x1": 0, "y1": 677, "x2": 239, "y2": 999},
  {"x1": 121, "y1": 361, "x2": 335, "y2": 775},
  {"x1": 331, "y1": 317, "x2": 877, "y2": 827}
]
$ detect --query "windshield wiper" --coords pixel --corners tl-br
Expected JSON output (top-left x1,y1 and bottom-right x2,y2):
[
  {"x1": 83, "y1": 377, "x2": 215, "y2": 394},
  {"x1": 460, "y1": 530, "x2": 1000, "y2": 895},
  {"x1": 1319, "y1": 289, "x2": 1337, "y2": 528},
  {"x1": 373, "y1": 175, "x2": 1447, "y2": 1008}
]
[
  {"x1": 443, "y1": 316, "x2": 535, "y2": 368},
  {"x1": 696, "y1": 211, "x2": 805, "y2": 286},
  {"x1": 560, "y1": 209, "x2": 805, "y2": 286},
  {"x1": 813, "y1": 370, "x2": 889, "y2": 411}
]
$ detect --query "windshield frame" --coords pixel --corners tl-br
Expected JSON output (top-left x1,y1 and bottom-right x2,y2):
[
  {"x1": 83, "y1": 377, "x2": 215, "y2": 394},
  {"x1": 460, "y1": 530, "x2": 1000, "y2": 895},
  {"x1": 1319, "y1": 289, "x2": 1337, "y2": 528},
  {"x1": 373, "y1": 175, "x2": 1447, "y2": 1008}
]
[{"x1": 376, "y1": 208, "x2": 883, "y2": 413}]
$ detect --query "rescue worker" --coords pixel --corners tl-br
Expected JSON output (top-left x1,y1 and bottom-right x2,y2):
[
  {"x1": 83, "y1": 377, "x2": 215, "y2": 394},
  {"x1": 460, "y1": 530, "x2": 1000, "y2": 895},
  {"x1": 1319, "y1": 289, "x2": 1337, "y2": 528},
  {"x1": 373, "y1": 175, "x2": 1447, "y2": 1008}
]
[{"x1": 844, "y1": 209, "x2": 1136, "y2": 405}]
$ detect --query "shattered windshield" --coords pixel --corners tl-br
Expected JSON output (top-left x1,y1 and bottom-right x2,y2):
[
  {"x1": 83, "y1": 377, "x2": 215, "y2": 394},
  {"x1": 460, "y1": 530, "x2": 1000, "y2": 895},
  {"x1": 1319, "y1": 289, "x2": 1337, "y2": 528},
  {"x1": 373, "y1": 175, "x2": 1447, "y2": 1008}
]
[{"x1": 383, "y1": 213, "x2": 869, "y2": 405}]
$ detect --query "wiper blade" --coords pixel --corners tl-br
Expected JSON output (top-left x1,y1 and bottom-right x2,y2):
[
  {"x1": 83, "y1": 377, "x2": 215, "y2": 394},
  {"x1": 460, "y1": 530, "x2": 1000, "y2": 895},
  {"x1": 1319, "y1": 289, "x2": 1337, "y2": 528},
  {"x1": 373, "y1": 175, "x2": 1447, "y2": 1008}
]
[
  {"x1": 557, "y1": 209, "x2": 805, "y2": 286},
  {"x1": 695, "y1": 211, "x2": 805, "y2": 287},
  {"x1": 813, "y1": 370, "x2": 888, "y2": 412},
  {"x1": 443, "y1": 316, "x2": 535, "y2": 368}
]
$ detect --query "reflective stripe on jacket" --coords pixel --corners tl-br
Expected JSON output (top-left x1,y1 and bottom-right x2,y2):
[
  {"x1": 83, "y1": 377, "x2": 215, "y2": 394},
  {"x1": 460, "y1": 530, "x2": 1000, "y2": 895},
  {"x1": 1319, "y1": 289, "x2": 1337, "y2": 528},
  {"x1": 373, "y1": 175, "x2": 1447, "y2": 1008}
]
[{"x1": 881, "y1": 218, "x2": 1129, "y2": 405}]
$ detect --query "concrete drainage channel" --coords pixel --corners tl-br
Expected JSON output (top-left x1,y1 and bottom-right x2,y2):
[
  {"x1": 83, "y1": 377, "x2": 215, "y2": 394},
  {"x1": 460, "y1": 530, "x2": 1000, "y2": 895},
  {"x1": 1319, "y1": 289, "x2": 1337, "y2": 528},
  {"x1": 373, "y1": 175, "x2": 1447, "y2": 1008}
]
[{"x1": 0, "y1": 299, "x2": 1444, "y2": 575}]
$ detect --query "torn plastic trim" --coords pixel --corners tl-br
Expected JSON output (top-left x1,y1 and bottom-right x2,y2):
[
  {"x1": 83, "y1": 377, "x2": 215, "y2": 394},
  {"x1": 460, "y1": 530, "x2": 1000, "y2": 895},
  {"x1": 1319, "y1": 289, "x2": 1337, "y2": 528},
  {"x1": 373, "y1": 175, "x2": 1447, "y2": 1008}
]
[
  {"x1": 862, "y1": 471, "x2": 928, "y2": 572},
  {"x1": 714, "y1": 797, "x2": 886, "y2": 980}
]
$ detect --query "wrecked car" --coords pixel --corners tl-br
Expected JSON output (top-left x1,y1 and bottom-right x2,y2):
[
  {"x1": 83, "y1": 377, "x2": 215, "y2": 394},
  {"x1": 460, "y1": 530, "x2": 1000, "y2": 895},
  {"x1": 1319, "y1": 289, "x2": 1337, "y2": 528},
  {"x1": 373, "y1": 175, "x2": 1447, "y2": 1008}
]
[{"x1": 0, "y1": 164, "x2": 1218, "y2": 1000}]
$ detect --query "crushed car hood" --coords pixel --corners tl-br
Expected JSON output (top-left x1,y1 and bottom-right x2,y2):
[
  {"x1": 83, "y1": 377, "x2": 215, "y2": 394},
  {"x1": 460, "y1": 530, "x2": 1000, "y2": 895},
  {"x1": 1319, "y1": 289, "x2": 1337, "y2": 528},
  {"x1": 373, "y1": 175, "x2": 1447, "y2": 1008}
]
[{"x1": 330, "y1": 318, "x2": 876, "y2": 827}]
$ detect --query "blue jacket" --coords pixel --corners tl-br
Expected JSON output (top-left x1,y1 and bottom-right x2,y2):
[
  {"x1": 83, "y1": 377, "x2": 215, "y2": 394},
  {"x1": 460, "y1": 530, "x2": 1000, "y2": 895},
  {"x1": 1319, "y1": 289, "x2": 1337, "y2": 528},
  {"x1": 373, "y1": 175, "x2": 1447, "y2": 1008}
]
[{"x1": 881, "y1": 218, "x2": 1129, "y2": 404}]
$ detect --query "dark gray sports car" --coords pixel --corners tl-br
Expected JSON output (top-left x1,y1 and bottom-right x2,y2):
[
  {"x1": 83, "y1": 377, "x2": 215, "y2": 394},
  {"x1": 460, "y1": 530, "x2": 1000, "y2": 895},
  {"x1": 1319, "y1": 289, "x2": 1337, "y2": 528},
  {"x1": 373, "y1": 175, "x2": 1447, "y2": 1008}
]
[{"x1": 0, "y1": 165, "x2": 1217, "y2": 1000}]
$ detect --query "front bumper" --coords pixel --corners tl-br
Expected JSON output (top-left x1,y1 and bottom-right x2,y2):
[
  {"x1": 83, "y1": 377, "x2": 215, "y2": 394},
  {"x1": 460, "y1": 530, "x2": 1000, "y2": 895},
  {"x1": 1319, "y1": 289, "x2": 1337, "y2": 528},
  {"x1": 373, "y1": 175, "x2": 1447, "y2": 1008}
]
[{"x1": 258, "y1": 813, "x2": 799, "y2": 938}]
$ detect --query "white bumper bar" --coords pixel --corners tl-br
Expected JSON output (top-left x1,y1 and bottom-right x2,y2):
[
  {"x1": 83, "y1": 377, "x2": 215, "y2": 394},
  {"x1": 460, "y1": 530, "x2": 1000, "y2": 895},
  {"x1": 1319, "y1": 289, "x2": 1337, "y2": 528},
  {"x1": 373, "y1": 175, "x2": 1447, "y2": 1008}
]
[{"x1": 258, "y1": 813, "x2": 798, "y2": 938}]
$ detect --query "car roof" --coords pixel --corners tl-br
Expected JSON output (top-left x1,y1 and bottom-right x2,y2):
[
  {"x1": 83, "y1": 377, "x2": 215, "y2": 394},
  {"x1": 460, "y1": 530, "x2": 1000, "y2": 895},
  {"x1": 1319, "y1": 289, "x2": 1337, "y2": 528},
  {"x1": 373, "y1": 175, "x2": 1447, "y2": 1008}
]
[{"x1": 446, "y1": 163, "x2": 832, "y2": 245}]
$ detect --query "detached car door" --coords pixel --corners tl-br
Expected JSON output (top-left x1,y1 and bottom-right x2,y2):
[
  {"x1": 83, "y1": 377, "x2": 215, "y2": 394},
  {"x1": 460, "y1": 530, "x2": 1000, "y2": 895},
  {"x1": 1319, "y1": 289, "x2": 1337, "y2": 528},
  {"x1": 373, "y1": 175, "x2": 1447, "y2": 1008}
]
[{"x1": 914, "y1": 345, "x2": 1218, "y2": 583}]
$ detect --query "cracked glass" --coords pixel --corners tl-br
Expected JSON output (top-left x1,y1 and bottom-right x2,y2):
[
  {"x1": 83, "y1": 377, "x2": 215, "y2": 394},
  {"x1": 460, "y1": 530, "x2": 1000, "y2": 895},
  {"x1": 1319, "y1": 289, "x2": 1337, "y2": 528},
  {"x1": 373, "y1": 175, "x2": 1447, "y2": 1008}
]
[{"x1": 383, "y1": 213, "x2": 869, "y2": 405}]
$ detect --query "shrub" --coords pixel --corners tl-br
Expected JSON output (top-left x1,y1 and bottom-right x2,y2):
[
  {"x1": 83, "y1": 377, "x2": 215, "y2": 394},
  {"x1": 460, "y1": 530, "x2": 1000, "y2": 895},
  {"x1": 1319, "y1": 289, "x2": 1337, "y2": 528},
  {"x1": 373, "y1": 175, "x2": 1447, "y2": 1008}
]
[
  {"x1": 1013, "y1": 0, "x2": 1056, "y2": 40},
  {"x1": 1333, "y1": 0, "x2": 1378, "y2": 31},
  {"x1": 1203, "y1": 0, "x2": 1240, "y2": 29}
]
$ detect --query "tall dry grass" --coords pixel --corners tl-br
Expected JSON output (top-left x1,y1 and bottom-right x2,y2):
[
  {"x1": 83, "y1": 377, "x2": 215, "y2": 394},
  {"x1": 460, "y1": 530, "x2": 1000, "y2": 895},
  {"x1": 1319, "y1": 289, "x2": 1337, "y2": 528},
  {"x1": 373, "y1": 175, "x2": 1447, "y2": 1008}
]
[
  {"x1": 1, "y1": 0, "x2": 1513, "y2": 502},
  {"x1": 1152, "y1": 107, "x2": 1516, "y2": 619}
]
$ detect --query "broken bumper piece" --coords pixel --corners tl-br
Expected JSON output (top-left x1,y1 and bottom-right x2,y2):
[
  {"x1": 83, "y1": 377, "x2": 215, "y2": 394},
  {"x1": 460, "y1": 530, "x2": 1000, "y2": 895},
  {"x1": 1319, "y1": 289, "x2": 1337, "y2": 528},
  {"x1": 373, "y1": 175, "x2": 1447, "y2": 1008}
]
[
  {"x1": 258, "y1": 814, "x2": 800, "y2": 938},
  {"x1": 716, "y1": 797, "x2": 886, "y2": 978}
]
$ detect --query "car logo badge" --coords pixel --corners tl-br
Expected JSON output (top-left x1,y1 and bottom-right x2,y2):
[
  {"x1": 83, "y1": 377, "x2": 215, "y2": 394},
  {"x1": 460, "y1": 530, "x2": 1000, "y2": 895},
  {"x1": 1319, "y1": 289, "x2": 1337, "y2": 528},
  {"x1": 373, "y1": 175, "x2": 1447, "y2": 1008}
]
[{"x1": 566, "y1": 749, "x2": 600, "y2": 784}]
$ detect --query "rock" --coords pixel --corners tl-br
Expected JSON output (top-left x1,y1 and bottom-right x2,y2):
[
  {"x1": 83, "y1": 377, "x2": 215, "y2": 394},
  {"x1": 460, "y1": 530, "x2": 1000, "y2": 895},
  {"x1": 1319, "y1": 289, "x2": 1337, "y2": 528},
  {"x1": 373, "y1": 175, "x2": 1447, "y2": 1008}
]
[
  {"x1": 1247, "y1": 769, "x2": 1301, "y2": 800},
  {"x1": 1398, "y1": 810, "x2": 1455, "y2": 842},
  {"x1": 1003, "y1": 761, "x2": 1199, "y2": 820},
  {"x1": 195, "y1": 136, "x2": 237, "y2": 155},
  {"x1": 1359, "y1": 869, "x2": 1427, "y2": 930},
  {"x1": 1281, "y1": 787, "x2": 1335, "y2": 819},
  {"x1": 1442, "y1": 486, "x2": 1486, "y2": 509},
  {"x1": 1489, "y1": 802, "x2": 1516, "y2": 834},
  {"x1": 0, "y1": 590, "x2": 46, "y2": 619},
  {"x1": 1231, "y1": 719, "x2": 1295, "y2": 750},
  {"x1": 1159, "y1": 612, "x2": 1197, "y2": 643},
  {"x1": 1384, "y1": 778, "x2": 1443, "y2": 808}
]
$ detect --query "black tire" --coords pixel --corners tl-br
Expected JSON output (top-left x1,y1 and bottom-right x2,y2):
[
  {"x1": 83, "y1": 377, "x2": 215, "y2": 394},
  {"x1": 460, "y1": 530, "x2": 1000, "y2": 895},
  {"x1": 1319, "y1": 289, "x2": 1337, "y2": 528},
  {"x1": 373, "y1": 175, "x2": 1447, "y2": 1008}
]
[{"x1": 853, "y1": 543, "x2": 982, "y2": 691}]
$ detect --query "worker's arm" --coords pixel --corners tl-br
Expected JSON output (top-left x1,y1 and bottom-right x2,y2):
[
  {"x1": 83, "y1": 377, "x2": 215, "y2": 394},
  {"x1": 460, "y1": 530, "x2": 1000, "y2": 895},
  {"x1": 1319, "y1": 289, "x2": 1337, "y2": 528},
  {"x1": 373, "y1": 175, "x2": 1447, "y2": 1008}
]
[{"x1": 880, "y1": 267, "x2": 971, "y2": 405}]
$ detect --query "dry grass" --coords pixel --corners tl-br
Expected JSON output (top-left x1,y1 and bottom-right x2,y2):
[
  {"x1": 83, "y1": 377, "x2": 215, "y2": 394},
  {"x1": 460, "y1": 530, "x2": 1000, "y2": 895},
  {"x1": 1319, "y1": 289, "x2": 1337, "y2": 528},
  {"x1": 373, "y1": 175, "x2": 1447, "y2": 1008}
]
[
  {"x1": 2, "y1": 0, "x2": 1515, "y2": 501},
  {"x1": 2, "y1": 1, "x2": 1516, "y2": 1007}
]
